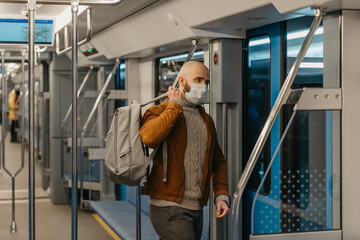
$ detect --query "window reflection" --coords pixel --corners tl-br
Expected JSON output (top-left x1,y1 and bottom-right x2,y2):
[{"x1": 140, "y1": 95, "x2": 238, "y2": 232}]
[
  {"x1": 245, "y1": 35, "x2": 271, "y2": 195},
  {"x1": 156, "y1": 51, "x2": 204, "y2": 96},
  {"x1": 287, "y1": 19, "x2": 323, "y2": 86}
]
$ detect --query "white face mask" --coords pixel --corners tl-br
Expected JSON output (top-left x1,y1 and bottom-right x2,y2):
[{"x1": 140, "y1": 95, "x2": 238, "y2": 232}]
[{"x1": 185, "y1": 83, "x2": 208, "y2": 105}]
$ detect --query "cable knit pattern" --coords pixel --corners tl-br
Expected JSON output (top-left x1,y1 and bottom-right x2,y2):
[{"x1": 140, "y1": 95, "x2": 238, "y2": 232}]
[
  {"x1": 150, "y1": 103, "x2": 207, "y2": 210},
  {"x1": 169, "y1": 98, "x2": 197, "y2": 108}
]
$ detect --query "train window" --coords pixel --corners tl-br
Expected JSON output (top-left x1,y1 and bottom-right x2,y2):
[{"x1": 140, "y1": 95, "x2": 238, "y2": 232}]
[
  {"x1": 115, "y1": 61, "x2": 126, "y2": 90},
  {"x1": 286, "y1": 17, "x2": 323, "y2": 87},
  {"x1": 244, "y1": 35, "x2": 271, "y2": 195},
  {"x1": 155, "y1": 51, "x2": 204, "y2": 96},
  {"x1": 114, "y1": 60, "x2": 127, "y2": 108}
]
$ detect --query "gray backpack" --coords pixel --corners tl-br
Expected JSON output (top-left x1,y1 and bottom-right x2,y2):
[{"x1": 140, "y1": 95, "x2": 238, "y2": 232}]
[{"x1": 105, "y1": 97, "x2": 167, "y2": 186}]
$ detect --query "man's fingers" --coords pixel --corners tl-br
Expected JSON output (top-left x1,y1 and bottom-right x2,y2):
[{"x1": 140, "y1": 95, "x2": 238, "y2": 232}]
[
  {"x1": 218, "y1": 207, "x2": 228, "y2": 218},
  {"x1": 216, "y1": 204, "x2": 221, "y2": 216},
  {"x1": 215, "y1": 202, "x2": 229, "y2": 218},
  {"x1": 168, "y1": 87, "x2": 183, "y2": 101}
]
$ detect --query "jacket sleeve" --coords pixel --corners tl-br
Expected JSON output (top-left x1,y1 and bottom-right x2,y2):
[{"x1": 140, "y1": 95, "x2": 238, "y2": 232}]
[
  {"x1": 210, "y1": 118, "x2": 231, "y2": 204},
  {"x1": 140, "y1": 101, "x2": 182, "y2": 149}
]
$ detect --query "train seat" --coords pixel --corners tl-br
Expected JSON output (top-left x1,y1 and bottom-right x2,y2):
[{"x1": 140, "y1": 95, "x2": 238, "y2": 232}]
[
  {"x1": 90, "y1": 201, "x2": 158, "y2": 240},
  {"x1": 90, "y1": 186, "x2": 158, "y2": 240}
]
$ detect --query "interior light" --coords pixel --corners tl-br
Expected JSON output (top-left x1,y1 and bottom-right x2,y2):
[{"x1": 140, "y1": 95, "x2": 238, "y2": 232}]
[
  {"x1": 299, "y1": 62, "x2": 323, "y2": 68},
  {"x1": 249, "y1": 38, "x2": 270, "y2": 47},
  {"x1": 248, "y1": 26, "x2": 323, "y2": 47},
  {"x1": 160, "y1": 51, "x2": 204, "y2": 62},
  {"x1": 287, "y1": 27, "x2": 323, "y2": 40}
]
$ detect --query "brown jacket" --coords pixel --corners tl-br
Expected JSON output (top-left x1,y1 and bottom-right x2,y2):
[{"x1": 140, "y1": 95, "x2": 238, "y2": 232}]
[{"x1": 140, "y1": 99, "x2": 229, "y2": 206}]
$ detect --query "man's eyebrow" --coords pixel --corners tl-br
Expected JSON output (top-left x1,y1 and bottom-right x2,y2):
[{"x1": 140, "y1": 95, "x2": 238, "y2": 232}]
[{"x1": 194, "y1": 76, "x2": 208, "y2": 80}]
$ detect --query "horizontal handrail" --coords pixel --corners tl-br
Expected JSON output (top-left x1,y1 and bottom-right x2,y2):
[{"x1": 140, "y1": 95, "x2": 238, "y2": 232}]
[
  {"x1": 61, "y1": 66, "x2": 94, "y2": 130},
  {"x1": 231, "y1": 7, "x2": 323, "y2": 239},
  {"x1": 56, "y1": 8, "x2": 92, "y2": 55},
  {"x1": 81, "y1": 59, "x2": 120, "y2": 139},
  {"x1": 0, "y1": 0, "x2": 123, "y2": 5}
]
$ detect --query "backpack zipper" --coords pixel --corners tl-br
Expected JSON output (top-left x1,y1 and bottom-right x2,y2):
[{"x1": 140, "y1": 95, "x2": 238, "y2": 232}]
[{"x1": 119, "y1": 148, "x2": 132, "y2": 158}]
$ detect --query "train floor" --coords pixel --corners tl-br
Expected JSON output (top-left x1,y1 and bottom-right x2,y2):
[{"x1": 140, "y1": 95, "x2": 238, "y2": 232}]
[{"x1": 0, "y1": 131, "x2": 113, "y2": 240}]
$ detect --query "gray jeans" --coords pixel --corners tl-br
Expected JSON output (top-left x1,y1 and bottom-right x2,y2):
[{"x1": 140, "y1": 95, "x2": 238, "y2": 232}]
[{"x1": 149, "y1": 204, "x2": 203, "y2": 240}]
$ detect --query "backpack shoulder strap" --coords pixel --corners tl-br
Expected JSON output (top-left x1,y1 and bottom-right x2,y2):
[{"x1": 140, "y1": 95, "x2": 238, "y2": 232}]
[
  {"x1": 139, "y1": 94, "x2": 169, "y2": 184},
  {"x1": 162, "y1": 140, "x2": 168, "y2": 183}
]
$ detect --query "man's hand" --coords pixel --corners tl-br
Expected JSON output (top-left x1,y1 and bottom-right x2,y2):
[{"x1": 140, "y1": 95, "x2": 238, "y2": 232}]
[
  {"x1": 215, "y1": 200, "x2": 229, "y2": 218},
  {"x1": 167, "y1": 86, "x2": 184, "y2": 102}
]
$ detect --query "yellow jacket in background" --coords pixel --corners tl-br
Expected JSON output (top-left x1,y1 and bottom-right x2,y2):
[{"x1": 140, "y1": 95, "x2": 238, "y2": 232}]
[{"x1": 8, "y1": 90, "x2": 20, "y2": 121}]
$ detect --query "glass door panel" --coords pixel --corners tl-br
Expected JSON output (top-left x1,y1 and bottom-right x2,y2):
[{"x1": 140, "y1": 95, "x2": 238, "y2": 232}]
[
  {"x1": 243, "y1": 22, "x2": 281, "y2": 240},
  {"x1": 243, "y1": 16, "x2": 340, "y2": 240},
  {"x1": 250, "y1": 110, "x2": 341, "y2": 236}
]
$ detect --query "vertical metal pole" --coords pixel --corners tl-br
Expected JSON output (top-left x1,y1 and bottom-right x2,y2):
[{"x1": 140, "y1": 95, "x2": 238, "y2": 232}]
[
  {"x1": 136, "y1": 186, "x2": 141, "y2": 240},
  {"x1": 21, "y1": 49, "x2": 26, "y2": 183},
  {"x1": 71, "y1": 1, "x2": 79, "y2": 240},
  {"x1": 221, "y1": 103, "x2": 228, "y2": 240},
  {"x1": 1, "y1": 50, "x2": 17, "y2": 234},
  {"x1": 11, "y1": 177, "x2": 16, "y2": 232},
  {"x1": 1, "y1": 48, "x2": 16, "y2": 234},
  {"x1": 27, "y1": 1, "x2": 36, "y2": 239},
  {"x1": 0, "y1": 49, "x2": 4, "y2": 176},
  {"x1": 0, "y1": 50, "x2": 26, "y2": 234}
]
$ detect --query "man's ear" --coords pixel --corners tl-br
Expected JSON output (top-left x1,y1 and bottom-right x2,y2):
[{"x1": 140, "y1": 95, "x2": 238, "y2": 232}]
[{"x1": 178, "y1": 76, "x2": 184, "y2": 87}]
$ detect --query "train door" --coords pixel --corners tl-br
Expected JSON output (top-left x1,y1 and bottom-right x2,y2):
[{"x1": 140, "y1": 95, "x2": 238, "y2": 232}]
[
  {"x1": 243, "y1": 22, "x2": 282, "y2": 239},
  {"x1": 243, "y1": 16, "x2": 341, "y2": 240}
]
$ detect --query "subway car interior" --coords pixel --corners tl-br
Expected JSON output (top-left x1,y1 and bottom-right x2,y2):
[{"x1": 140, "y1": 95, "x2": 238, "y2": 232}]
[{"x1": 0, "y1": 0, "x2": 359, "y2": 239}]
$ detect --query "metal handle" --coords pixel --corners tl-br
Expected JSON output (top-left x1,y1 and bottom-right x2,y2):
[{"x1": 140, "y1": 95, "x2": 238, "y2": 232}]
[
  {"x1": 56, "y1": 8, "x2": 92, "y2": 56},
  {"x1": 1, "y1": 50, "x2": 26, "y2": 178},
  {"x1": 0, "y1": 50, "x2": 18, "y2": 233},
  {"x1": 250, "y1": 111, "x2": 297, "y2": 234},
  {"x1": 231, "y1": 8, "x2": 323, "y2": 239},
  {"x1": 171, "y1": 39, "x2": 198, "y2": 89}
]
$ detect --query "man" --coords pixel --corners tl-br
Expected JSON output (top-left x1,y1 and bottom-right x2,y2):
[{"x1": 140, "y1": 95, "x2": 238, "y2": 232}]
[{"x1": 140, "y1": 61, "x2": 230, "y2": 240}]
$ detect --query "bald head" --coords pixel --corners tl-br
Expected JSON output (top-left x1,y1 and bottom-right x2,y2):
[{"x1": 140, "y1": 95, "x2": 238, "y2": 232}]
[
  {"x1": 178, "y1": 61, "x2": 210, "y2": 92},
  {"x1": 179, "y1": 61, "x2": 209, "y2": 79}
]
